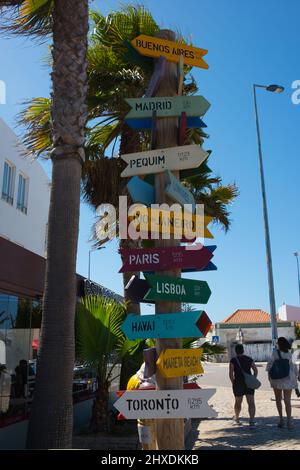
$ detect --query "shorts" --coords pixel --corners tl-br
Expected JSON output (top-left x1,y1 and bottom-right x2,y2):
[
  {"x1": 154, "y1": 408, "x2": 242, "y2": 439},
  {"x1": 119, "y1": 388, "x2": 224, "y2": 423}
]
[{"x1": 233, "y1": 380, "x2": 255, "y2": 397}]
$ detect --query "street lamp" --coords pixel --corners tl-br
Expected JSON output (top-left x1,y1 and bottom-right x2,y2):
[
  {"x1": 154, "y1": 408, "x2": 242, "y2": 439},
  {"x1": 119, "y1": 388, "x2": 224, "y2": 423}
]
[
  {"x1": 293, "y1": 252, "x2": 300, "y2": 305},
  {"x1": 253, "y1": 83, "x2": 284, "y2": 348}
]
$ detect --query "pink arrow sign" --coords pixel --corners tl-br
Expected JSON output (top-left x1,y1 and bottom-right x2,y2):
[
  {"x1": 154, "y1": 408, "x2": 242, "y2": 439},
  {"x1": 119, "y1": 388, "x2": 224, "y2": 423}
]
[{"x1": 119, "y1": 244, "x2": 213, "y2": 273}]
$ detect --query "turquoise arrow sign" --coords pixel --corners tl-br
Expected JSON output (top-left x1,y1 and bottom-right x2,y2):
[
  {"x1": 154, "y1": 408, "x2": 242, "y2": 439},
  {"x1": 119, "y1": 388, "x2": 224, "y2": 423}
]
[
  {"x1": 127, "y1": 176, "x2": 155, "y2": 206},
  {"x1": 121, "y1": 310, "x2": 209, "y2": 340},
  {"x1": 164, "y1": 170, "x2": 195, "y2": 212},
  {"x1": 126, "y1": 95, "x2": 210, "y2": 119},
  {"x1": 144, "y1": 274, "x2": 211, "y2": 304}
]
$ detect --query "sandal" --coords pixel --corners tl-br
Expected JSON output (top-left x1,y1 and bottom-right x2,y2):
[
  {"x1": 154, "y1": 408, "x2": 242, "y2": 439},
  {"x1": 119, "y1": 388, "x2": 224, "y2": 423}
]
[
  {"x1": 233, "y1": 416, "x2": 242, "y2": 425},
  {"x1": 277, "y1": 419, "x2": 284, "y2": 428},
  {"x1": 249, "y1": 421, "x2": 256, "y2": 429}
]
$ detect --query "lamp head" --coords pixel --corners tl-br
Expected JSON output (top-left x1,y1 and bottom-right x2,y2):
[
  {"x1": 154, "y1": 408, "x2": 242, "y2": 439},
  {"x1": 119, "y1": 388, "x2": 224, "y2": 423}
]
[{"x1": 266, "y1": 84, "x2": 284, "y2": 93}]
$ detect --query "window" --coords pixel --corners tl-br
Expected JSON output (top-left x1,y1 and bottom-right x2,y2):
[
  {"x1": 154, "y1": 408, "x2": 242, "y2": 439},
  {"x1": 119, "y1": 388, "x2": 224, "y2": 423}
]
[
  {"x1": 1, "y1": 161, "x2": 15, "y2": 205},
  {"x1": 17, "y1": 173, "x2": 29, "y2": 214}
]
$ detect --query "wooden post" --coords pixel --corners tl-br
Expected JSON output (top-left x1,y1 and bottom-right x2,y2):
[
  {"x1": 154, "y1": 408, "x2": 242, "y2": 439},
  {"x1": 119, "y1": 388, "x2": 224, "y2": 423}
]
[{"x1": 153, "y1": 30, "x2": 185, "y2": 450}]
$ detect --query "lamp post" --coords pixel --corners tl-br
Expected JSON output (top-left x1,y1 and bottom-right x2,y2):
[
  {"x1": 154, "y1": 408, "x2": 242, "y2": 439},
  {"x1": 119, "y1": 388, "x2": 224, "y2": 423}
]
[
  {"x1": 253, "y1": 83, "x2": 284, "y2": 347},
  {"x1": 294, "y1": 252, "x2": 300, "y2": 305}
]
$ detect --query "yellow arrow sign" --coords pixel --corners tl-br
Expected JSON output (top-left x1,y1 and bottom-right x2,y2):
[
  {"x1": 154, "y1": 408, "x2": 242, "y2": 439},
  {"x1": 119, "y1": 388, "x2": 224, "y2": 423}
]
[
  {"x1": 128, "y1": 207, "x2": 214, "y2": 239},
  {"x1": 157, "y1": 348, "x2": 204, "y2": 378},
  {"x1": 131, "y1": 35, "x2": 209, "y2": 69}
]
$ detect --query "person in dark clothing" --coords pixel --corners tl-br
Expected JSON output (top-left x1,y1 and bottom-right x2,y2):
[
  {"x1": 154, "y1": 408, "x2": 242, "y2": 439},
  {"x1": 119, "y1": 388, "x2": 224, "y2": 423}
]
[
  {"x1": 14, "y1": 359, "x2": 28, "y2": 398},
  {"x1": 229, "y1": 344, "x2": 258, "y2": 428}
]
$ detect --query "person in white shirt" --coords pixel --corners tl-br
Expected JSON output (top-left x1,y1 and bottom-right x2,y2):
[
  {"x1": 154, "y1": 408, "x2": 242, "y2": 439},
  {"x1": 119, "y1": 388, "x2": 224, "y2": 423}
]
[{"x1": 266, "y1": 337, "x2": 298, "y2": 429}]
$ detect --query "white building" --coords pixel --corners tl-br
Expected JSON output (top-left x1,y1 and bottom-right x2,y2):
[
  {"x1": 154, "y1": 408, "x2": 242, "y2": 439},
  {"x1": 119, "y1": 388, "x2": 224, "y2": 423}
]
[
  {"x1": 213, "y1": 309, "x2": 295, "y2": 362},
  {"x1": 0, "y1": 117, "x2": 50, "y2": 257},
  {"x1": 278, "y1": 304, "x2": 300, "y2": 323}
]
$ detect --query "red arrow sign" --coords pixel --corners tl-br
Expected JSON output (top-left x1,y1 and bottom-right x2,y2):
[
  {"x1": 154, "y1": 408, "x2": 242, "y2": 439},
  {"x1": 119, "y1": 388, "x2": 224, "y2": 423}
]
[{"x1": 119, "y1": 244, "x2": 213, "y2": 273}]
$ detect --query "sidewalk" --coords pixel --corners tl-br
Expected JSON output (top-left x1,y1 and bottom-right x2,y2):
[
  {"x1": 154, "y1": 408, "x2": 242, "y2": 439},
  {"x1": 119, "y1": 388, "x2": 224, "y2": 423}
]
[{"x1": 187, "y1": 386, "x2": 300, "y2": 450}]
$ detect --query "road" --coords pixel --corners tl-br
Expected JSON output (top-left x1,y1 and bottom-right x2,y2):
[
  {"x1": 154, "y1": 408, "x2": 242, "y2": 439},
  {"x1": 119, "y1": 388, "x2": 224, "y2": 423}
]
[{"x1": 197, "y1": 361, "x2": 271, "y2": 391}]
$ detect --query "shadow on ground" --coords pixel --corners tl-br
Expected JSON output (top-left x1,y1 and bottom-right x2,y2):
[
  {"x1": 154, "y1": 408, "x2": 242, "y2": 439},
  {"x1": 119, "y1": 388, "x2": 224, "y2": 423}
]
[{"x1": 187, "y1": 417, "x2": 300, "y2": 450}]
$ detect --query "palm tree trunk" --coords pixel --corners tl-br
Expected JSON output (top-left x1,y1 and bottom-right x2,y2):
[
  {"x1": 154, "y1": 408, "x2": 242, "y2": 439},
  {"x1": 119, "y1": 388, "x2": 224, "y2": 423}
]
[
  {"x1": 90, "y1": 380, "x2": 110, "y2": 433},
  {"x1": 27, "y1": 0, "x2": 88, "y2": 449}
]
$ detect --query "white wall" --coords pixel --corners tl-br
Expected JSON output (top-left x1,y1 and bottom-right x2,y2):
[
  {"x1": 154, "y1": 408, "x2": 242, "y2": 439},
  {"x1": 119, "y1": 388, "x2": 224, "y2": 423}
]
[
  {"x1": 278, "y1": 304, "x2": 300, "y2": 322},
  {"x1": 215, "y1": 324, "x2": 295, "y2": 347},
  {"x1": 0, "y1": 118, "x2": 50, "y2": 257}
]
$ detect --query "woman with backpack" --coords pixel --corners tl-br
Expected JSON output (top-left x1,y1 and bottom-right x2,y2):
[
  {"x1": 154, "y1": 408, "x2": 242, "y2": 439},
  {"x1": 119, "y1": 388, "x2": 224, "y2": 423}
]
[{"x1": 266, "y1": 337, "x2": 298, "y2": 429}]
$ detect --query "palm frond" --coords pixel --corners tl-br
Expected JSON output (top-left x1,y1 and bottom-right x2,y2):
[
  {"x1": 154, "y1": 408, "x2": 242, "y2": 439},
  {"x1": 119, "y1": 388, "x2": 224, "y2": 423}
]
[
  {"x1": 17, "y1": 97, "x2": 52, "y2": 159},
  {"x1": 195, "y1": 184, "x2": 239, "y2": 231},
  {"x1": 0, "y1": 0, "x2": 53, "y2": 37},
  {"x1": 75, "y1": 296, "x2": 126, "y2": 373}
]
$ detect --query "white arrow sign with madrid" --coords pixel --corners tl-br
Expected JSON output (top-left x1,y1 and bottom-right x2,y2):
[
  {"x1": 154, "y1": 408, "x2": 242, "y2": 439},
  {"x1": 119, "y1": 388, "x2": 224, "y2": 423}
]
[
  {"x1": 113, "y1": 388, "x2": 217, "y2": 419},
  {"x1": 121, "y1": 144, "x2": 208, "y2": 178}
]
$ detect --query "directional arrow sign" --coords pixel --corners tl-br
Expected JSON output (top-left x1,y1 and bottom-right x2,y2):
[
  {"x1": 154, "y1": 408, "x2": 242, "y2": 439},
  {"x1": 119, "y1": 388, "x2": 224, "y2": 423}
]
[
  {"x1": 125, "y1": 96, "x2": 210, "y2": 119},
  {"x1": 182, "y1": 261, "x2": 217, "y2": 274},
  {"x1": 131, "y1": 35, "x2": 209, "y2": 69},
  {"x1": 156, "y1": 348, "x2": 204, "y2": 378},
  {"x1": 121, "y1": 310, "x2": 210, "y2": 340},
  {"x1": 113, "y1": 388, "x2": 217, "y2": 419},
  {"x1": 125, "y1": 275, "x2": 153, "y2": 304},
  {"x1": 126, "y1": 116, "x2": 206, "y2": 130},
  {"x1": 127, "y1": 176, "x2": 155, "y2": 206},
  {"x1": 119, "y1": 244, "x2": 213, "y2": 273},
  {"x1": 121, "y1": 145, "x2": 208, "y2": 178},
  {"x1": 164, "y1": 170, "x2": 195, "y2": 212},
  {"x1": 144, "y1": 274, "x2": 211, "y2": 304},
  {"x1": 128, "y1": 207, "x2": 214, "y2": 239}
]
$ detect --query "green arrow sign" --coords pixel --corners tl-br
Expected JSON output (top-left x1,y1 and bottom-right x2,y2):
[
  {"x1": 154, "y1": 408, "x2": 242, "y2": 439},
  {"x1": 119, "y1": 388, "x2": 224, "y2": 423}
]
[
  {"x1": 125, "y1": 95, "x2": 210, "y2": 119},
  {"x1": 144, "y1": 274, "x2": 211, "y2": 304}
]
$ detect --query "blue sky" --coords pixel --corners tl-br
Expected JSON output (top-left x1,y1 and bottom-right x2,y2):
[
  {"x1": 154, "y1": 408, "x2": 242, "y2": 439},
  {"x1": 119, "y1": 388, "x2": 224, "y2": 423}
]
[{"x1": 0, "y1": 0, "x2": 300, "y2": 322}]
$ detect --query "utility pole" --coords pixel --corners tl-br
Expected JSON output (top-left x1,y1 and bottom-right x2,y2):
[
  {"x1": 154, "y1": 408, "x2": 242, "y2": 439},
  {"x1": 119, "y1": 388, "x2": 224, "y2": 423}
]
[{"x1": 154, "y1": 29, "x2": 184, "y2": 450}]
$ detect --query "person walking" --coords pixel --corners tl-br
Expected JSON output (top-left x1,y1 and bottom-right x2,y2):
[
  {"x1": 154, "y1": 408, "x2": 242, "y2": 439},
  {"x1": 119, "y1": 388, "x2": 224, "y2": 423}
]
[
  {"x1": 266, "y1": 337, "x2": 298, "y2": 429},
  {"x1": 229, "y1": 344, "x2": 258, "y2": 428},
  {"x1": 288, "y1": 337, "x2": 300, "y2": 398}
]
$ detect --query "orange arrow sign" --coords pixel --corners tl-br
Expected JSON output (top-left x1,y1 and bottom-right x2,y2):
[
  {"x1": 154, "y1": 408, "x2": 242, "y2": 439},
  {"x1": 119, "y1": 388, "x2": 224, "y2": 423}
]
[{"x1": 131, "y1": 35, "x2": 209, "y2": 69}]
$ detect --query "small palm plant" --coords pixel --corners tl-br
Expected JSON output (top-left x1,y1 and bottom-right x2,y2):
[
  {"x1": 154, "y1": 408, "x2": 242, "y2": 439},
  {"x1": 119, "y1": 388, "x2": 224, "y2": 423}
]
[{"x1": 75, "y1": 295, "x2": 141, "y2": 432}]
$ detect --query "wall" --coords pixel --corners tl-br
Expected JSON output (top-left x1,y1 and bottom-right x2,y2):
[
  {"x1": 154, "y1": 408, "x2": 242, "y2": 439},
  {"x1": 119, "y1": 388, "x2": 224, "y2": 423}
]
[
  {"x1": 278, "y1": 304, "x2": 300, "y2": 322},
  {"x1": 215, "y1": 323, "x2": 295, "y2": 347},
  {"x1": 0, "y1": 398, "x2": 94, "y2": 450},
  {"x1": 0, "y1": 118, "x2": 50, "y2": 258}
]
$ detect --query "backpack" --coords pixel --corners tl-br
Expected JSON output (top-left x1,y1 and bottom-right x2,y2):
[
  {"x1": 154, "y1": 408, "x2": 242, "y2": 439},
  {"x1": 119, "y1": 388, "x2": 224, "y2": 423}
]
[{"x1": 269, "y1": 350, "x2": 290, "y2": 380}]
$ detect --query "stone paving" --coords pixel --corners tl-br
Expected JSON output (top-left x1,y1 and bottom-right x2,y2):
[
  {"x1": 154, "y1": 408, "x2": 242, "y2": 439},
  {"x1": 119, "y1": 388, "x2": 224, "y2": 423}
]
[{"x1": 187, "y1": 386, "x2": 300, "y2": 450}]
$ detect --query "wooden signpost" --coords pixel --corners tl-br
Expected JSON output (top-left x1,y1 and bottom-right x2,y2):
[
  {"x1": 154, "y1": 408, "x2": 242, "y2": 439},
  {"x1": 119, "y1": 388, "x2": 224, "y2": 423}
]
[
  {"x1": 113, "y1": 388, "x2": 217, "y2": 419},
  {"x1": 131, "y1": 34, "x2": 209, "y2": 69},
  {"x1": 144, "y1": 274, "x2": 211, "y2": 304},
  {"x1": 121, "y1": 144, "x2": 208, "y2": 178},
  {"x1": 125, "y1": 95, "x2": 210, "y2": 119},
  {"x1": 121, "y1": 310, "x2": 211, "y2": 340},
  {"x1": 121, "y1": 29, "x2": 212, "y2": 450},
  {"x1": 164, "y1": 170, "x2": 195, "y2": 211},
  {"x1": 156, "y1": 348, "x2": 204, "y2": 378},
  {"x1": 119, "y1": 244, "x2": 213, "y2": 273},
  {"x1": 128, "y1": 207, "x2": 214, "y2": 239}
]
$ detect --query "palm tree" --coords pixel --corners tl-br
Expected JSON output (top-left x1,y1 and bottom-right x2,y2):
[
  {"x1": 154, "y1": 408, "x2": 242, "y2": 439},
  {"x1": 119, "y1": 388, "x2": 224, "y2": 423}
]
[
  {"x1": 1, "y1": 0, "x2": 89, "y2": 448},
  {"x1": 75, "y1": 295, "x2": 142, "y2": 432}
]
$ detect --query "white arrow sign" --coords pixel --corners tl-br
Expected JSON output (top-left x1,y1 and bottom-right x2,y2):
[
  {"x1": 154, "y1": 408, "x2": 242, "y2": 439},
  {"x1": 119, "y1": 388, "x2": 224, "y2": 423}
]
[
  {"x1": 164, "y1": 170, "x2": 195, "y2": 212},
  {"x1": 113, "y1": 388, "x2": 217, "y2": 419},
  {"x1": 121, "y1": 145, "x2": 208, "y2": 178}
]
